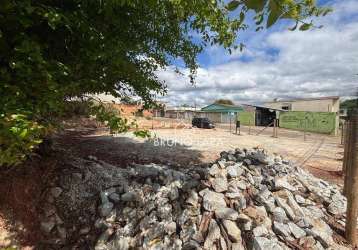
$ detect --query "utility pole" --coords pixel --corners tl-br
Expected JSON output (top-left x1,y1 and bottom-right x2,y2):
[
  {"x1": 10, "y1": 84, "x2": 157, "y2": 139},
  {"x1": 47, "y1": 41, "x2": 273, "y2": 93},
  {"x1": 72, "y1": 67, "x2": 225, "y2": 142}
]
[
  {"x1": 345, "y1": 115, "x2": 358, "y2": 246},
  {"x1": 344, "y1": 86, "x2": 358, "y2": 246}
]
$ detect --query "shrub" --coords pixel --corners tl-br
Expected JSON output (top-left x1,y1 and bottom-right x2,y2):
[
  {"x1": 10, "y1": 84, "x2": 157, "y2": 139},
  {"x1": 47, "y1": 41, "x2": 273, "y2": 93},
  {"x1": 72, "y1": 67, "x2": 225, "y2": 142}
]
[{"x1": 0, "y1": 113, "x2": 47, "y2": 166}]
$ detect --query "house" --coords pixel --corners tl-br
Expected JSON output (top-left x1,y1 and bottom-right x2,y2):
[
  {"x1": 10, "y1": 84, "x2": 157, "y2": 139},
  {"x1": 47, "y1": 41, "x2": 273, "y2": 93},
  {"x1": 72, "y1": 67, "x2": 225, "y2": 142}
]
[
  {"x1": 162, "y1": 106, "x2": 201, "y2": 120},
  {"x1": 240, "y1": 104, "x2": 287, "y2": 126},
  {"x1": 264, "y1": 96, "x2": 340, "y2": 135},
  {"x1": 200, "y1": 103, "x2": 244, "y2": 123},
  {"x1": 264, "y1": 96, "x2": 340, "y2": 112}
]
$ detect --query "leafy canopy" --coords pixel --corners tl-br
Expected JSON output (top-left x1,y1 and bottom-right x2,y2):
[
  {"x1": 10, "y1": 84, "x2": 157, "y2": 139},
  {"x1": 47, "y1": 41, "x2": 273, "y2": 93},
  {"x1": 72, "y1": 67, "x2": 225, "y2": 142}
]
[
  {"x1": 0, "y1": 0, "x2": 330, "y2": 165},
  {"x1": 341, "y1": 99, "x2": 358, "y2": 112},
  {"x1": 214, "y1": 99, "x2": 235, "y2": 106}
]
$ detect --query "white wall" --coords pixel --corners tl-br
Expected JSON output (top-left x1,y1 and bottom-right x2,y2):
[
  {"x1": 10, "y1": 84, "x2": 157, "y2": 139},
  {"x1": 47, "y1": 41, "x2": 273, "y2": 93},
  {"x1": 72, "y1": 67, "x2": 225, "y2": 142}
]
[{"x1": 265, "y1": 98, "x2": 340, "y2": 112}]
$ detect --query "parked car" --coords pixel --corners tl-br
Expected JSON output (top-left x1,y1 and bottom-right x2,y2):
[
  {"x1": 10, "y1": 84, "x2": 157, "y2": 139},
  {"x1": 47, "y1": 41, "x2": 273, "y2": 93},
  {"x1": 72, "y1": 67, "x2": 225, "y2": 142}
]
[{"x1": 192, "y1": 117, "x2": 215, "y2": 129}]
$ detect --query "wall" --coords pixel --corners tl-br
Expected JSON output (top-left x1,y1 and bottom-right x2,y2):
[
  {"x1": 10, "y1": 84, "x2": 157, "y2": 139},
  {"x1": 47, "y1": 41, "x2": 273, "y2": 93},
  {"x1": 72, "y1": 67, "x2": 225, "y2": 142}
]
[
  {"x1": 265, "y1": 98, "x2": 340, "y2": 112},
  {"x1": 237, "y1": 111, "x2": 255, "y2": 126},
  {"x1": 112, "y1": 104, "x2": 153, "y2": 117},
  {"x1": 164, "y1": 111, "x2": 193, "y2": 120},
  {"x1": 221, "y1": 113, "x2": 237, "y2": 123},
  {"x1": 200, "y1": 112, "x2": 222, "y2": 123},
  {"x1": 279, "y1": 111, "x2": 336, "y2": 134}
]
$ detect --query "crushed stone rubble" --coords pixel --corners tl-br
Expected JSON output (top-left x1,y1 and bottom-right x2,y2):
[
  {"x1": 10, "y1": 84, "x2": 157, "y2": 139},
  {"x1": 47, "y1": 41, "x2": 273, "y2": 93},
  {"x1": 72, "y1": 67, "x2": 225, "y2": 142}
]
[{"x1": 40, "y1": 148, "x2": 350, "y2": 249}]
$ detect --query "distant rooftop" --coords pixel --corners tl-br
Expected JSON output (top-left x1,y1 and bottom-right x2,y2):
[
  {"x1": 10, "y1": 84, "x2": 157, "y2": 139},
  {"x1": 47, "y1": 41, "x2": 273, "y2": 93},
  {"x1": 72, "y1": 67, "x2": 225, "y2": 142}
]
[
  {"x1": 165, "y1": 106, "x2": 201, "y2": 112},
  {"x1": 266, "y1": 96, "x2": 340, "y2": 103},
  {"x1": 242, "y1": 104, "x2": 288, "y2": 112}
]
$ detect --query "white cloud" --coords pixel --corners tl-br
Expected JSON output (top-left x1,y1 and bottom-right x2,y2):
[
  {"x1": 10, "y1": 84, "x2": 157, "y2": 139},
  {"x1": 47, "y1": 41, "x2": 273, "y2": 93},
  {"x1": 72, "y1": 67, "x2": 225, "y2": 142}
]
[{"x1": 156, "y1": 0, "x2": 358, "y2": 106}]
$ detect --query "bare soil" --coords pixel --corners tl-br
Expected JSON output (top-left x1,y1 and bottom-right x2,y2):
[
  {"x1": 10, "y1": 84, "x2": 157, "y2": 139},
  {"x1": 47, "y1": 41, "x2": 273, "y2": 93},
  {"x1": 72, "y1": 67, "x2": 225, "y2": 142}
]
[{"x1": 67, "y1": 120, "x2": 344, "y2": 185}]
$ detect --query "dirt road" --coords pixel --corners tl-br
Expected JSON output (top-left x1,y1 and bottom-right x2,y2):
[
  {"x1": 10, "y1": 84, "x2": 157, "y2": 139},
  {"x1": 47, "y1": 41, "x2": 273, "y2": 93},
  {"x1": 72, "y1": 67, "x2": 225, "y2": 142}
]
[{"x1": 73, "y1": 124, "x2": 344, "y2": 184}]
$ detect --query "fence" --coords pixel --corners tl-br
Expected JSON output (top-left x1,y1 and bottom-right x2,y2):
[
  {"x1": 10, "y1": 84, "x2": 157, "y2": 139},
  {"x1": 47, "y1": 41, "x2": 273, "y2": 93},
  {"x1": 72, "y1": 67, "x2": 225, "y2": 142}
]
[{"x1": 238, "y1": 111, "x2": 255, "y2": 126}]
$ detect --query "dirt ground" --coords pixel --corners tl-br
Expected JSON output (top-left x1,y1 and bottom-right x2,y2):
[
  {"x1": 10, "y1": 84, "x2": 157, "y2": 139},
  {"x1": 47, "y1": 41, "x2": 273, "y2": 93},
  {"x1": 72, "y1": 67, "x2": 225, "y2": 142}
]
[{"x1": 68, "y1": 118, "x2": 344, "y2": 185}]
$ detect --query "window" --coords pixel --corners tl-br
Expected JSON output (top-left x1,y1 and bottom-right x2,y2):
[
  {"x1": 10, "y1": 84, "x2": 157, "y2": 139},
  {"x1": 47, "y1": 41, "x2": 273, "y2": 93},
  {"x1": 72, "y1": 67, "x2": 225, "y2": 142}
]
[{"x1": 281, "y1": 103, "x2": 291, "y2": 110}]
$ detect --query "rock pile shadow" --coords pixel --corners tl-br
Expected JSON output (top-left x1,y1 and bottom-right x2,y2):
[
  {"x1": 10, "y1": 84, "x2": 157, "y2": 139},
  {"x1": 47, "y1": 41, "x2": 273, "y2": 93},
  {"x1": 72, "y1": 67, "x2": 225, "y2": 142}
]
[
  {"x1": 61, "y1": 133, "x2": 207, "y2": 167},
  {"x1": 39, "y1": 148, "x2": 350, "y2": 249}
]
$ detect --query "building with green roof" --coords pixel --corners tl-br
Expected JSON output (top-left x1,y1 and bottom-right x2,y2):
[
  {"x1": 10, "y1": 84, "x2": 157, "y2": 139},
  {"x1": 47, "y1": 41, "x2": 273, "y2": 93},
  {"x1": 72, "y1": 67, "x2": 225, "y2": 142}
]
[{"x1": 200, "y1": 103, "x2": 245, "y2": 123}]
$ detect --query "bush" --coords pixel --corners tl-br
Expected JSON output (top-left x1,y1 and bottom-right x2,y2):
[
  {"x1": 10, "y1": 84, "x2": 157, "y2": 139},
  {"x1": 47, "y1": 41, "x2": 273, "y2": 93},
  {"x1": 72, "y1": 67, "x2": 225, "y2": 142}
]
[
  {"x1": 62, "y1": 100, "x2": 92, "y2": 118},
  {"x1": 0, "y1": 113, "x2": 47, "y2": 166}
]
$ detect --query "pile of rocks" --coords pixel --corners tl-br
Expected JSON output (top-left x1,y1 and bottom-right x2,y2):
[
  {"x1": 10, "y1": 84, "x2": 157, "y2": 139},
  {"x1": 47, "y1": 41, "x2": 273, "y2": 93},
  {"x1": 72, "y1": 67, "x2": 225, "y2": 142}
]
[{"x1": 39, "y1": 148, "x2": 349, "y2": 249}]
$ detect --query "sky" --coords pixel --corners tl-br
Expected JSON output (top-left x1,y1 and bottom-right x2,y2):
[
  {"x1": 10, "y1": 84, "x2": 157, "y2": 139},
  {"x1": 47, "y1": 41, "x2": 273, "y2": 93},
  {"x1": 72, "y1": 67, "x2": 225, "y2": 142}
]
[{"x1": 156, "y1": 0, "x2": 358, "y2": 107}]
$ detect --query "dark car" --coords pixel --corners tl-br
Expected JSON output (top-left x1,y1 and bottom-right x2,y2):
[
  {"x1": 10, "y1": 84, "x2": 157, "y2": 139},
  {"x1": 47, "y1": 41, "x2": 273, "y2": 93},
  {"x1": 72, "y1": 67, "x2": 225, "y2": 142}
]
[{"x1": 192, "y1": 117, "x2": 215, "y2": 129}]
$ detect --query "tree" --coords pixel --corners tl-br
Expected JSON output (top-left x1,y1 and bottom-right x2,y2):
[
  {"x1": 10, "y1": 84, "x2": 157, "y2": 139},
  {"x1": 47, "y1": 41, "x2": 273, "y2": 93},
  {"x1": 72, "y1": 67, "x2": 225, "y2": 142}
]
[
  {"x1": 181, "y1": 104, "x2": 191, "y2": 108},
  {"x1": 215, "y1": 99, "x2": 235, "y2": 105},
  {"x1": 341, "y1": 99, "x2": 358, "y2": 113},
  {"x1": 0, "y1": 0, "x2": 330, "y2": 165}
]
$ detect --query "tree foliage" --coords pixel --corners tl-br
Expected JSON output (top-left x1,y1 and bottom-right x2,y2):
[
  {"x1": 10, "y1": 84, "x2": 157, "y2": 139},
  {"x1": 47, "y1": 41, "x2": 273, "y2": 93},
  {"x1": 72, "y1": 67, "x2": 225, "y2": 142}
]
[
  {"x1": 0, "y1": 0, "x2": 330, "y2": 165},
  {"x1": 341, "y1": 99, "x2": 358, "y2": 112},
  {"x1": 214, "y1": 99, "x2": 235, "y2": 105}
]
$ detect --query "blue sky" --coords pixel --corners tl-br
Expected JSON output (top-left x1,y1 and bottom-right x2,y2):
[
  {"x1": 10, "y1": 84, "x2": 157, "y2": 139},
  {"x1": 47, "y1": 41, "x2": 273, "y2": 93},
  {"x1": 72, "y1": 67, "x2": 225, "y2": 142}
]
[{"x1": 157, "y1": 0, "x2": 358, "y2": 107}]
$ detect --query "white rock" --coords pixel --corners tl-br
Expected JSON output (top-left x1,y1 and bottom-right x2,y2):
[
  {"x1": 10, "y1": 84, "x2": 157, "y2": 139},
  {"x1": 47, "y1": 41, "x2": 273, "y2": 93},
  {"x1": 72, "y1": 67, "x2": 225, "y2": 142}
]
[
  {"x1": 227, "y1": 165, "x2": 240, "y2": 178},
  {"x1": 215, "y1": 207, "x2": 239, "y2": 220},
  {"x1": 211, "y1": 177, "x2": 228, "y2": 193},
  {"x1": 202, "y1": 190, "x2": 227, "y2": 211},
  {"x1": 294, "y1": 194, "x2": 306, "y2": 204},
  {"x1": 327, "y1": 193, "x2": 346, "y2": 215},
  {"x1": 186, "y1": 190, "x2": 199, "y2": 206},
  {"x1": 273, "y1": 221, "x2": 290, "y2": 237},
  {"x1": 169, "y1": 186, "x2": 179, "y2": 200},
  {"x1": 288, "y1": 222, "x2": 306, "y2": 239},
  {"x1": 273, "y1": 207, "x2": 288, "y2": 223},
  {"x1": 237, "y1": 180, "x2": 247, "y2": 190},
  {"x1": 204, "y1": 219, "x2": 221, "y2": 249},
  {"x1": 253, "y1": 226, "x2": 268, "y2": 237},
  {"x1": 209, "y1": 164, "x2": 221, "y2": 176},
  {"x1": 222, "y1": 220, "x2": 242, "y2": 243},
  {"x1": 274, "y1": 177, "x2": 297, "y2": 191},
  {"x1": 275, "y1": 197, "x2": 296, "y2": 220},
  {"x1": 253, "y1": 237, "x2": 284, "y2": 250},
  {"x1": 164, "y1": 221, "x2": 177, "y2": 235},
  {"x1": 232, "y1": 242, "x2": 245, "y2": 250}
]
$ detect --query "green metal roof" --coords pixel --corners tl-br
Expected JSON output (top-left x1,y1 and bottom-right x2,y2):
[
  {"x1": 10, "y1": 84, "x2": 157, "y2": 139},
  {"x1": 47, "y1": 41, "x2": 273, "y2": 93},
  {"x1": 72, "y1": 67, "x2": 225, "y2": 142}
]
[{"x1": 201, "y1": 103, "x2": 244, "y2": 113}]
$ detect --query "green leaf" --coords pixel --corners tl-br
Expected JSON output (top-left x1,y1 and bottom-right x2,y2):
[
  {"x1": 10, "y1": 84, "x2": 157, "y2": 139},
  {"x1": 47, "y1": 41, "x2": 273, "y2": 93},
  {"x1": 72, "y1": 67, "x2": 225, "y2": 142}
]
[
  {"x1": 255, "y1": 14, "x2": 264, "y2": 25},
  {"x1": 267, "y1": 0, "x2": 281, "y2": 28},
  {"x1": 299, "y1": 23, "x2": 312, "y2": 31},
  {"x1": 322, "y1": 8, "x2": 332, "y2": 16},
  {"x1": 243, "y1": 0, "x2": 267, "y2": 11},
  {"x1": 227, "y1": 1, "x2": 240, "y2": 11},
  {"x1": 19, "y1": 128, "x2": 28, "y2": 138}
]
